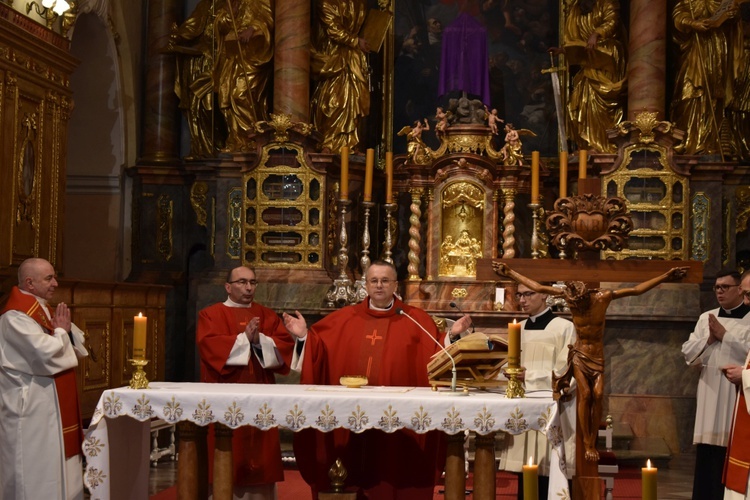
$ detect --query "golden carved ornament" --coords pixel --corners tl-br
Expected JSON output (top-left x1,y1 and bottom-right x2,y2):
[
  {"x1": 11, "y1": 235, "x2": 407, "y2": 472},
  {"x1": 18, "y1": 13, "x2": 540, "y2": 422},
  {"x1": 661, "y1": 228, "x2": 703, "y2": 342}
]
[
  {"x1": 737, "y1": 186, "x2": 750, "y2": 234},
  {"x1": 451, "y1": 287, "x2": 468, "y2": 298},
  {"x1": 615, "y1": 111, "x2": 674, "y2": 145},
  {"x1": 442, "y1": 182, "x2": 485, "y2": 210},
  {"x1": 190, "y1": 182, "x2": 208, "y2": 227},
  {"x1": 546, "y1": 194, "x2": 632, "y2": 255},
  {"x1": 254, "y1": 113, "x2": 313, "y2": 144}
]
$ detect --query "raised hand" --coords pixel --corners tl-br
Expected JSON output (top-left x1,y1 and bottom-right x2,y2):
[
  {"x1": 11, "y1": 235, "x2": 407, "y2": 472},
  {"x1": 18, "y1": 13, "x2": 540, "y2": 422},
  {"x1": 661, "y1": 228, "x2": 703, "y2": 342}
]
[
  {"x1": 244, "y1": 317, "x2": 260, "y2": 344},
  {"x1": 283, "y1": 311, "x2": 308, "y2": 339}
]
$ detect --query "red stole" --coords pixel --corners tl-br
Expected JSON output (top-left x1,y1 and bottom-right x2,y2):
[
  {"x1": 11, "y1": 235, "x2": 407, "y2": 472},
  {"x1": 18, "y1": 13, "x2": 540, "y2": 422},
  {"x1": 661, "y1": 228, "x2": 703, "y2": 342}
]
[
  {"x1": 1, "y1": 287, "x2": 83, "y2": 458},
  {"x1": 724, "y1": 360, "x2": 750, "y2": 494}
]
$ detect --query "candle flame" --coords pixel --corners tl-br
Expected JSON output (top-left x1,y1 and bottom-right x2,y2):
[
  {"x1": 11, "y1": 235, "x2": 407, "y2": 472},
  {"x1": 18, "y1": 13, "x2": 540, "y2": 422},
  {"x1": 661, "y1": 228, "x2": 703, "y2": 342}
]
[
  {"x1": 647, "y1": 459, "x2": 652, "y2": 468},
  {"x1": 528, "y1": 456, "x2": 534, "y2": 466},
  {"x1": 138, "y1": 312, "x2": 143, "y2": 318},
  {"x1": 513, "y1": 319, "x2": 517, "y2": 324}
]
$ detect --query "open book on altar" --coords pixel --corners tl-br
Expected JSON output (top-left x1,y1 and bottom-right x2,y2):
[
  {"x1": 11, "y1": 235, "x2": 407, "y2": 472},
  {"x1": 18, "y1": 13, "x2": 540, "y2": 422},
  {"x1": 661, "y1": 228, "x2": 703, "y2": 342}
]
[{"x1": 427, "y1": 332, "x2": 509, "y2": 390}]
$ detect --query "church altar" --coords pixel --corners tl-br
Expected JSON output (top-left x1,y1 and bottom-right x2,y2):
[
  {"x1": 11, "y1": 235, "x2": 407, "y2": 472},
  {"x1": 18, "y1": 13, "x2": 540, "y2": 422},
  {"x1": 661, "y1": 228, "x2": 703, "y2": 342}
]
[{"x1": 83, "y1": 382, "x2": 569, "y2": 500}]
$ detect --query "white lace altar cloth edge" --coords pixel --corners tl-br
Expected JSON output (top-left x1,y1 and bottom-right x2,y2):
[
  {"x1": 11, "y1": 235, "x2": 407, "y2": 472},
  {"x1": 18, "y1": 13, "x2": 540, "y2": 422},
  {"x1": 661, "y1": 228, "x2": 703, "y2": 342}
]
[{"x1": 83, "y1": 382, "x2": 570, "y2": 499}]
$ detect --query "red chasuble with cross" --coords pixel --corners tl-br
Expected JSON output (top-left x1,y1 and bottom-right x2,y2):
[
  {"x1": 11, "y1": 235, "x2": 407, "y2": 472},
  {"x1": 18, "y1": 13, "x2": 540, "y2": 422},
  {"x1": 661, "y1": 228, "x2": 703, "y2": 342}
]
[
  {"x1": 0, "y1": 286, "x2": 83, "y2": 459},
  {"x1": 197, "y1": 301, "x2": 296, "y2": 486},
  {"x1": 294, "y1": 297, "x2": 446, "y2": 500}
]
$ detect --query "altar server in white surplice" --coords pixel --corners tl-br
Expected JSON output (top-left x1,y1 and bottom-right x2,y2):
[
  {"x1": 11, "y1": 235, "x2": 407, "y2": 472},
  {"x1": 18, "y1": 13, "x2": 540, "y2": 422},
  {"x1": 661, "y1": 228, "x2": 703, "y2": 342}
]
[
  {"x1": 0, "y1": 258, "x2": 88, "y2": 500},
  {"x1": 498, "y1": 283, "x2": 577, "y2": 499},
  {"x1": 682, "y1": 270, "x2": 750, "y2": 500}
]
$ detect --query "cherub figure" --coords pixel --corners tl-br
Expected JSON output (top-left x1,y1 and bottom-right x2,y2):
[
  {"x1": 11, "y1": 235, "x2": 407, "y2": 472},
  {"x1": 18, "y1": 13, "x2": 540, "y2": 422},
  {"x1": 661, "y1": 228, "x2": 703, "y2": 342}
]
[
  {"x1": 435, "y1": 107, "x2": 449, "y2": 136},
  {"x1": 500, "y1": 122, "x2": 536, "y2": 166},
  {"x1": 487, "y1": 107, "x2": 503, "y2": 135},
  {"x1": 397, "y1": 118, "x2": 431, "y2": 163}
]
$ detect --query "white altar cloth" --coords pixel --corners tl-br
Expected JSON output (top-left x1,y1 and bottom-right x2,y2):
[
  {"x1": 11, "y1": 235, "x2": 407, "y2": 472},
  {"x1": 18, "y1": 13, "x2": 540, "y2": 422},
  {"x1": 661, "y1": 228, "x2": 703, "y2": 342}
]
[{"x1": 83, "y1": 382, "x2": 570, "y2": 499}]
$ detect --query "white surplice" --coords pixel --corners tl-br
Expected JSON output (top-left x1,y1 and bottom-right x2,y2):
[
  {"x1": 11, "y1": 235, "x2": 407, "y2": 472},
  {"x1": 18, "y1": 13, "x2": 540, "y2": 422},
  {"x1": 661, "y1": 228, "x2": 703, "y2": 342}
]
[
  {"x1": 682, "y1": 308, "x2": 750, "y2": 447},
  {"x1": 0, "y1": 297, "x2": 88, "y2": 500},
  {"x1": 498, "y1": 313, "x2": 577, "y2": 477}
]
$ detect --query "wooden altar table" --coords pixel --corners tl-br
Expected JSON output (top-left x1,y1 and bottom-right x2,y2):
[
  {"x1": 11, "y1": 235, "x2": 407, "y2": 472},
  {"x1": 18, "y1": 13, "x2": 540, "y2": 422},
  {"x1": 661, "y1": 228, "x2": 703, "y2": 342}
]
[{"x1": 83, "y1": 382, "x2": 569, "y2": 500}]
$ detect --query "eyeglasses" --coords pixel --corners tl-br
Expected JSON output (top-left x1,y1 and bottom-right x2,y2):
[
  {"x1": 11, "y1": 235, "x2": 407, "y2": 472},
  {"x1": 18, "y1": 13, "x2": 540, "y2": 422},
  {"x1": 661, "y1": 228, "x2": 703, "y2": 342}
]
[
  {"x1": 714, "y1": 284, "x2": 739, "y2": 292},
  {"x1": 367, "y1": 278, "x2": 394, "y2": 286},
  {"x1": 228, "y1": 279, "x2": 258, "y2": 286},
  {"x1": 515, "y1": 291, "x2": 537, "y2": 300}
]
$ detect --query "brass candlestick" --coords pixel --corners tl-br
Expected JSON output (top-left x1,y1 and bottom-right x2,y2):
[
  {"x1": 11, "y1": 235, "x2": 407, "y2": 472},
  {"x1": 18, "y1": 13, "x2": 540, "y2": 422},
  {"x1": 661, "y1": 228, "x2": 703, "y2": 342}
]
[
  {"x1": 353, "y1": 200, "x2": 374, "y2": 302},
  {"x1": 326, "y1": 198, "x2": 355, "y2": 307},
  {"x1": 129, "y1": 359, "x2": 150, "y2": 389},
  {"x1": 528, "y1": 202, "x2": 541, "y2": 259},
  {"x1": 504, "y1": 366, "x2": 526, "y2": 399},
  {"x1": 383, "y1": 202, "x2": 397, "y2": 264}
]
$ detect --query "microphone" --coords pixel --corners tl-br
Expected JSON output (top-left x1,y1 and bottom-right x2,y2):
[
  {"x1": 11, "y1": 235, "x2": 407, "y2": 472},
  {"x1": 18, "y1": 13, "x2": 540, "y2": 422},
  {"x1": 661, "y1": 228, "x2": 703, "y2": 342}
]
[
  {"x1": 449, "y1": 301, "x2": 475, "y2": 333},
  {"x1": 396, "y1": 308, "x2": 459, "y2": 393}
]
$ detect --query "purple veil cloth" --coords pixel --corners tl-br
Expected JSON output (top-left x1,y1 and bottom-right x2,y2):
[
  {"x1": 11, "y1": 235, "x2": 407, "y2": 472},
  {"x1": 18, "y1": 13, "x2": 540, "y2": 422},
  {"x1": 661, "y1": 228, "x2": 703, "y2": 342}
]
[{"x1": 437, "y1": 12, "x2": 490, "y2": 104}]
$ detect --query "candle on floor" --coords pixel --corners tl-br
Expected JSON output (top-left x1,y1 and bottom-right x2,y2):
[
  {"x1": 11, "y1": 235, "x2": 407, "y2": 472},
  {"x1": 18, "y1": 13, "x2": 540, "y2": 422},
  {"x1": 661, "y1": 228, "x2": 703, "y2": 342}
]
[
  {"x1": 133, "y1": 312, "x2": 147, "y2": 360},
  {"x1": 508, "y1": 319, "x2": 521, "y2": 368},
  {"x1": 642, "y1": 459, "x2": 657, "y2": 500},
  {"x1": 522, "y1": 456, "x2": 539, "y2": 500}
]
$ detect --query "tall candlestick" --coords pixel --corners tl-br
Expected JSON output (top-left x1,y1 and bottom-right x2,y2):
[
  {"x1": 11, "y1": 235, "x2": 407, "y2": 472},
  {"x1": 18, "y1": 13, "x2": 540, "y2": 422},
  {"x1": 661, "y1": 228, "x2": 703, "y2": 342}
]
[
  {"x1": 578, "y1": 149, "x2": 587, "y2": 180},
  {"x1": 340, "y1": 146, "x2": 349, "y2": 200},
  {"x1": 559, "y1": 151, "x2": 568, "y2": 198},
  {"x1": 642, "y1": 459, "x2": 657, "y2": 500},
  {"x1": 133, "y1": 312, "x2": 147, "y2": 360},
  {"x1": 508, "y1": 319, "x2": 521, "y2": 368},
  {"x1": 363, "y1": 148, "x2": 374, "y2": 202},
  {"x1": 522, "y1": 456, "x2": 539, "y2": 500},
  {"x1": 530, "y1": 151, "x2": 540, "y2": 204},
  {"x1": 385, "y1": 152, "x2": 393, "y2": 203}
]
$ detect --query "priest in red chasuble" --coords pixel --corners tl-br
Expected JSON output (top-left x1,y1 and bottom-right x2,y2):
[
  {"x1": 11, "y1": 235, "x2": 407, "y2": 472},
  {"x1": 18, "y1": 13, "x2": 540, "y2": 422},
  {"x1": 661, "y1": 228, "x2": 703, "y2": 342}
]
[
  {"x1": 283, "y1": 260, "x2": 472, "y2": 499},
  {"x1": 0, "y1": 258, "x2": 88, "y2": 500},
  {"x1": 197, "y1": 266, "x2": 296, "y2": 499}
]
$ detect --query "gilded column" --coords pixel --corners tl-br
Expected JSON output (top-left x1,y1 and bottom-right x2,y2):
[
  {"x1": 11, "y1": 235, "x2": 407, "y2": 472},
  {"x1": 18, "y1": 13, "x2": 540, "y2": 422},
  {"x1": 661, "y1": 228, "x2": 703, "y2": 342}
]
[
  {"x1": 628, "y1": 0, "x2": 667, "y2": 119},
  {"x1": 273, "y1": 0, "x2": 310, "y2": 122},
  {"x1": 141, "y1": 0, "x2": 180, "y2": 163},
  {"x1": 502, "y1": 188, "x2": 516, "y2": 258},
  {"x1": 408, "y1": 188, "x2": 423, "y2": 280}
]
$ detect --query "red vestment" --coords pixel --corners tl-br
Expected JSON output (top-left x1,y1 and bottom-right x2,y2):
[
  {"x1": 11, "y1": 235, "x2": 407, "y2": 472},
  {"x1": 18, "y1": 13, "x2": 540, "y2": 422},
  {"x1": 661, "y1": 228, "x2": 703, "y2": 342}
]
[
  {"x1": 1, "y1": 286, "x2": 83, "y2": 458},
  {"x1": 724, "y1": 359, "x2": 750, "y2": 494},
  {"x1": 293, "y1": 297, "x2": 446, "y2": 500},
  {"x1": 197, "y1": 301, "x2": 296, "y2": 487}
]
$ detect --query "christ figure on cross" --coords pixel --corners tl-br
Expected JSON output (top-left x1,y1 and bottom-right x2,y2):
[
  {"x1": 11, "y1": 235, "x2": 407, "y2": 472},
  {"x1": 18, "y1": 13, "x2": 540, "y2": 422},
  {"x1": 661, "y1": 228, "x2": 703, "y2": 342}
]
[{"x1": 493, "y1": 262, "x2": 689, "y2": 462}]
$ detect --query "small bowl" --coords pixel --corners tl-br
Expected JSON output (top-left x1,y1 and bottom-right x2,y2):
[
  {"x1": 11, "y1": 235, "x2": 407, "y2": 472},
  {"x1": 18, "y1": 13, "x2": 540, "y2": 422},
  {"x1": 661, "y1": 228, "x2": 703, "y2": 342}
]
[{"x1": 339, "y1": 375, "x2": 368, "y2": 388}]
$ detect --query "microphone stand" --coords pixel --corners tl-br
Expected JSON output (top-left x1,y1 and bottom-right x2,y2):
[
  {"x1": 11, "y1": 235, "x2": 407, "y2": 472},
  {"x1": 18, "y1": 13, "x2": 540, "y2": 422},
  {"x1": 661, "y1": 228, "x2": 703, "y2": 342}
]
[{"x1": 397, "y1": 308, "x2": 465, "y2": 395}]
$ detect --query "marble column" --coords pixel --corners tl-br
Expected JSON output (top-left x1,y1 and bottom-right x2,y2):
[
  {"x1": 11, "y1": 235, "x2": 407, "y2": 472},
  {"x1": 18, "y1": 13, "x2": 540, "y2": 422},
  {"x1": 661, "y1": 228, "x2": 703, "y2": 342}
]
[
  {"x1": 628, "y1": 0, "x2": 667, "y2": 120},
  {"x1": 140, "y1": 0, "x2": 180, "y2": 163},
  {"x1": 273, "y1": 0, "x2": 310, "y2": 122}
]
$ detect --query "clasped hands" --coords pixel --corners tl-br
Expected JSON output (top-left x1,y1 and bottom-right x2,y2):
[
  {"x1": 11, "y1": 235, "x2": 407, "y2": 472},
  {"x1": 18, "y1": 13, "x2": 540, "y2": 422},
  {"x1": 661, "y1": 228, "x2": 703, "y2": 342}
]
[{"x1": 52, "y1": 303, "x2": 72, "y2": 333}]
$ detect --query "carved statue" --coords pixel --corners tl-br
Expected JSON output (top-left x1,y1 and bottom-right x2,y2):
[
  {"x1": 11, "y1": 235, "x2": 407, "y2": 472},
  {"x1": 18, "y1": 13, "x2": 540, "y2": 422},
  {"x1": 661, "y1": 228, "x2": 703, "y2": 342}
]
[
  {"x1": 487, "y1": 107, "x2": 502, "y2": 135},
  {"x1": 435, "y1": 106, "x2": 449, "y2": 136},
  {"x1": 310, "y1": 0, "x2": 370, "y2": 153},
  {"x1": 500, "y1": 123, "x2": 535, "y2": 166},
  {"x1": 398, "y1": 119, "x2": 431, "y2": 163},
  {"x1": 169, "y1": 0, "x2": 224, "y2": 157},
  {"x1": 669, "y1": 0, "x2": 742, "y2": 155},
  {"x1": 727, "y1": 31, "x2": 750, "y2": 160},
  {"x1": 447, "y1": 96, "x2": 486, "y2": 125},
  {"x1": 492, "y1": 262, "x2": 689, "y2": 462},
  {"x1": 439, "y1": 230, "x2": 482, "y2": 276},
  {"x1": 558, "y1": 0, "x2": 626, "y2": 153},
  {"x1": 214, "y1": 0, "x2": 274, "y2": 152}
]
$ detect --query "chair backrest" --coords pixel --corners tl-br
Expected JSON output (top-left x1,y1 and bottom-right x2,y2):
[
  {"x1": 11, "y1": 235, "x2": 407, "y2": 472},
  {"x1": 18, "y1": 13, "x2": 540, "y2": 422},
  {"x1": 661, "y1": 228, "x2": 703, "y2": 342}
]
[{"x1": 598, "y1": 414, "x2": 614, "y2": 452}]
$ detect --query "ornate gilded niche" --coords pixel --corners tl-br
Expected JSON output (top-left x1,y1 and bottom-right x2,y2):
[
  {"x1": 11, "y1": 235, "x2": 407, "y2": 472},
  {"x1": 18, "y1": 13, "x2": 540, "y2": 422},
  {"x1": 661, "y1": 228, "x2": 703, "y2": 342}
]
[
  {"x1": 437, "y1": 180, "x2": 486, "y2": 278},
  {"x1": 602, "y1": 144, "x2": 689, "y2": 260},
  {"x1": 242, "y1": 143, "x2": 325, "y2": 268}
]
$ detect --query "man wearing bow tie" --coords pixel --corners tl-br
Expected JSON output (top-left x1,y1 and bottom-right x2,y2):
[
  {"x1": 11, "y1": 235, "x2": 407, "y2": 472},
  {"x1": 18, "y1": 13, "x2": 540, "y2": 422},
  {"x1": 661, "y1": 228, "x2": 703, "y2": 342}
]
[{"x1": 0, "y1": 258, "x2": 88, "y2": 500}]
